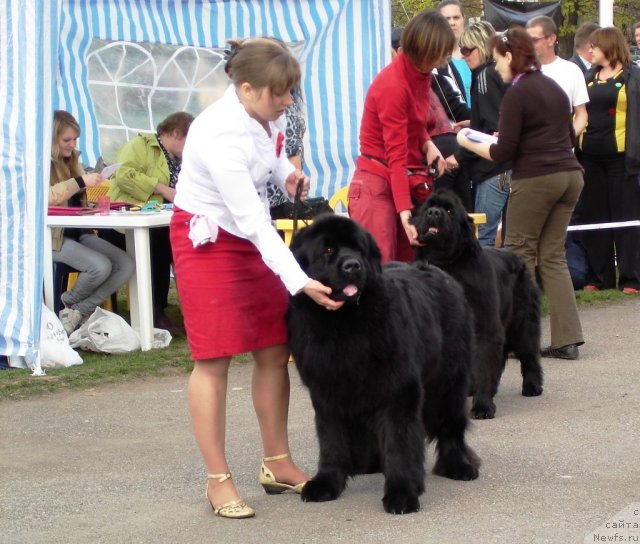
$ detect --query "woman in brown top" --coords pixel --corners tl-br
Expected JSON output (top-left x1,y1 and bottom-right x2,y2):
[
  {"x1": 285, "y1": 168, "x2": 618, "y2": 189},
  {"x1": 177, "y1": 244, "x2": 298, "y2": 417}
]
[{"x1": 457, "y1": 27, "x2": 584, "y2": 360}]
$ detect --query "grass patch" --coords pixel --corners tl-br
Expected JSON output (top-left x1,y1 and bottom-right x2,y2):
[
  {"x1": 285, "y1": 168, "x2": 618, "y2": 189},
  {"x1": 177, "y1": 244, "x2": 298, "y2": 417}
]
[{"x1": 1, "y1": 288, "x2": 635, "y2": 401}]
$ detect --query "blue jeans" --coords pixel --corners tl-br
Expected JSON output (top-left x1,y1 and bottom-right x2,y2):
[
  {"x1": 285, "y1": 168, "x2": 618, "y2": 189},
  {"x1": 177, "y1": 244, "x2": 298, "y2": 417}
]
[{"x1": 474, "y1": 171, "x2": 511, "y2": 247}]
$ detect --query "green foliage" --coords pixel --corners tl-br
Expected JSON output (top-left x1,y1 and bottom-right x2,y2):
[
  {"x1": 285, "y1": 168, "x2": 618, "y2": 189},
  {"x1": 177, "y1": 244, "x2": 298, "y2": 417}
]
[
  {"x1": 392, "y1": 0, "x2": 640, "y2": 43},
  {"x1": 391, "y1": 1, "x2": 484, "y2": 27},
  {"x1": 391, "y1": 0, "x2": 435, "y2": 25}
]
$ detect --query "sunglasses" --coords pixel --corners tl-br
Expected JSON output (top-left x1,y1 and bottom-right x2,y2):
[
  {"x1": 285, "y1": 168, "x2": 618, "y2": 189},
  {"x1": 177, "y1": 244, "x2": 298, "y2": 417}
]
[{"x1": 460, "y1": 45, "x2": 477, "y2": 57}]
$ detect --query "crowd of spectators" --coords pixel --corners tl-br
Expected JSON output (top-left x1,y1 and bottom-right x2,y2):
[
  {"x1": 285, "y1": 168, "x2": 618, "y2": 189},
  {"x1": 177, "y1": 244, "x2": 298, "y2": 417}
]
[
  {"x1": 51, "y1": 9, "x2": 640, "y2": 353},
  {"x1": 357, "y1": 9, "x2": 640, "y2": 360}
]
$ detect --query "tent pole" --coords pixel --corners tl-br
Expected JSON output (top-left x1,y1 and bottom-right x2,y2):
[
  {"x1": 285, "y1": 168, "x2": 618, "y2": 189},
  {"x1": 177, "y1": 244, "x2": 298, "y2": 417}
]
[{"x1": 599, "y1": 0, "x2": 613, "y2": 27}]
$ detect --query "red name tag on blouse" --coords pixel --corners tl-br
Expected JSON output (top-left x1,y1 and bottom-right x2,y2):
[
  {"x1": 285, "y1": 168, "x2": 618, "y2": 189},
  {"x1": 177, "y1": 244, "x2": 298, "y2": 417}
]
[{"x1": 276, "y1": 132, "x2": 284, "y2": 158}]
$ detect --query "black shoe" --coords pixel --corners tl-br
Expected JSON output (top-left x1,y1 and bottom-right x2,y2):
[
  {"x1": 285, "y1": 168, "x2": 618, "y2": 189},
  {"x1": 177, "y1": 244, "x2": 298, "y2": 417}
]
[
  {"x1": 154, "y1": 312, "x2": 182, "y2": 337},
  {"x1": 540, "y1": 344, "x2": 579, "y2": 360}
]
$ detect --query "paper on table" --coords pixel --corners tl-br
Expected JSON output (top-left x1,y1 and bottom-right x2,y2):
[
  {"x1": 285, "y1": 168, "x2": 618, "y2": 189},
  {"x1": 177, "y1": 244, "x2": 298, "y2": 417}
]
[
  {"x1": 465, "y1": 130, "x2": 498, "y2": 144},
  {"x1": 100, "y1": 163, "x2": 122, "y2": 179}
]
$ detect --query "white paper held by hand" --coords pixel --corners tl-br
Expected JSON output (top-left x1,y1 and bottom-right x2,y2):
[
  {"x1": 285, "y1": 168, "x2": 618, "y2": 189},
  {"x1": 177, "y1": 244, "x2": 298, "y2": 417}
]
[
  {"x1": 465, "y1": 130, "x2": 498, "y2": 144},
  {"x1": 100, "y1": 163, "x2": 122, "y2": 179}
]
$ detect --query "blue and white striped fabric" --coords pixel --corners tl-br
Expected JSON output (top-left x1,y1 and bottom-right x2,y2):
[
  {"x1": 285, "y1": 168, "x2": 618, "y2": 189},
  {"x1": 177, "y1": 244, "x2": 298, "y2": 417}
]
[
  {"x1": 0, "y1": 0, "x2": 389, "y2": 359},
  {"x1": 57, "y1": 0, "x2": 391, "y2": 198},
  {"x1": 0, "y1": 0, "x2": 58, "y2": 361}
]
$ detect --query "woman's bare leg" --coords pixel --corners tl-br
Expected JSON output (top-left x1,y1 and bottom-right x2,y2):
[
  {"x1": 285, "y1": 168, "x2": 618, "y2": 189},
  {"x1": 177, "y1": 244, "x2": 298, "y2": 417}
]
[
  {"x1": 252, "y1": 344, "x2": 309, "y2": 485},
  {"x1": 189, "y1": 358, "x2": 243, "y2": 506}
]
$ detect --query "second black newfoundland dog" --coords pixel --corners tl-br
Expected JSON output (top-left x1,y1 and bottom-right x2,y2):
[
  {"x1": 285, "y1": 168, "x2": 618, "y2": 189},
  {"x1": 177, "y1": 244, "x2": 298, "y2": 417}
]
[
  {"x1": 288, "y1": 215, "x2": 480, "y2": 514},
  {"x1": 412, "y1": 189, "x2": 544, "y2": 420}
]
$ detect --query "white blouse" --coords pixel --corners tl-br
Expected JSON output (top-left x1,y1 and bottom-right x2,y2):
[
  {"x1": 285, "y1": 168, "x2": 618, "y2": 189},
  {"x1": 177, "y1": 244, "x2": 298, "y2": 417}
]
[{"x1": 174, "y1": 84, "x2": 310, "y2": 294}]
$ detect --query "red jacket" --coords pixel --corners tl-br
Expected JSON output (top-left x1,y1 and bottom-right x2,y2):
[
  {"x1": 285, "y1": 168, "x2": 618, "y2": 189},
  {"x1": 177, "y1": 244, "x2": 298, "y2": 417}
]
[{"x1": 358, "y1": 52, "x2": 432, "y2": 212}]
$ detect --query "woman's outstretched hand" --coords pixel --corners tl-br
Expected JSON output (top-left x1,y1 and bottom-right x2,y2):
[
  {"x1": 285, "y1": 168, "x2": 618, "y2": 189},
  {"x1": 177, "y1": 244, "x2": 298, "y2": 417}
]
[
  {"x1": 302, "y1": 280, "x2": 345, "y2": 311},
  {"x1": 400, "y1": 209, "x2": 421, "y2": 246}
]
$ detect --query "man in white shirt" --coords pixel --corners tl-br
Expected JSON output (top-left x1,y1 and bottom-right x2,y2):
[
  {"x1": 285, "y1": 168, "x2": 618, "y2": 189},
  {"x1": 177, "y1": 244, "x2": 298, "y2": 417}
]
[
  {"x1": 568, "y1": 22, "x2": 600, "y2": 74},
  {"x1": 526, "y1": 16, "x2": 589, "y2": 137}
]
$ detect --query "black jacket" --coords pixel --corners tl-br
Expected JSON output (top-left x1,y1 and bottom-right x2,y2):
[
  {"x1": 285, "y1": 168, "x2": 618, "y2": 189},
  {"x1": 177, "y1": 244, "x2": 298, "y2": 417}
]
[
  {"x1": 456, "y1": 62, "x2": 511, "y2": 184},
  {"x1": 584, "y1": 64, "x2": 640, "y2": 175},
  {"x1": 432, "y1": 63, "x2": 470, "y2": 123},
  {"x1": 568, "y1": 54, "x2": 589, "y2": 75}
]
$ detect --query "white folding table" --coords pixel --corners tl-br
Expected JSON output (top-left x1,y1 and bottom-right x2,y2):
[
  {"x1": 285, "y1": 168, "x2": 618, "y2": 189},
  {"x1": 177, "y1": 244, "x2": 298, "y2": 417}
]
[{"x1": 44, "y1": 210, "x2": 173, "y2": 351}]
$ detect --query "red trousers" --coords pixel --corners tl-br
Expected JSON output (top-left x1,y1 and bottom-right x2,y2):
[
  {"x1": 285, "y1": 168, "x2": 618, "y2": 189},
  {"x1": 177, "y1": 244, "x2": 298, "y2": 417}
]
[{"x1": 347, "y1": 168, "x2": 414, "y2": 263}]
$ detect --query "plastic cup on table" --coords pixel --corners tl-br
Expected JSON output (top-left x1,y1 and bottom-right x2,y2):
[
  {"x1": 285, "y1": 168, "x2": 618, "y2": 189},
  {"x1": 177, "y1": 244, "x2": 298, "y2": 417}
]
[{"x1": 97, "y1": 195, "x2": 111, "y2": 215}]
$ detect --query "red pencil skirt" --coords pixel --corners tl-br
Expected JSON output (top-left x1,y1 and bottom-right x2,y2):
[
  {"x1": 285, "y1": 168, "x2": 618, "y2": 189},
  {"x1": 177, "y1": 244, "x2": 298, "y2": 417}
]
[{"x1": 170, "y1": 207, "x2": 289, "y2": 360}]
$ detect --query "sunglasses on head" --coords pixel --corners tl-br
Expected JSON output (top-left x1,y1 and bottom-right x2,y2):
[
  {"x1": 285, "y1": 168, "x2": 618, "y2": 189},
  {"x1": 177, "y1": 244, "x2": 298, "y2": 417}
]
[{"x1": 460, "y1": 45, "x2": 477, "y2": 57}]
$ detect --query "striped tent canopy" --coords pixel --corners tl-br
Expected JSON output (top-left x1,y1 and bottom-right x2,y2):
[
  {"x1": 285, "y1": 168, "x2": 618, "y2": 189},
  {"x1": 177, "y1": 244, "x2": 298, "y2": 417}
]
[{"x1": 0, "y1": 0, "x2": 390, "y2": 363}]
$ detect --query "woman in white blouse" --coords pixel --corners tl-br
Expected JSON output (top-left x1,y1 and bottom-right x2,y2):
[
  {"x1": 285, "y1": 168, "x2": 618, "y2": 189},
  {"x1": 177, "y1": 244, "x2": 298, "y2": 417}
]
[{"x1": 171, "y1": 38, "x2": 341, "y2": 519}]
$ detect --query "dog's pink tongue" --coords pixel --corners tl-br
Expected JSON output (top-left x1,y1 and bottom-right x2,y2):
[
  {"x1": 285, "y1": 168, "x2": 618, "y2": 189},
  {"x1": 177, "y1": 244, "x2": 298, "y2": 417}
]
[
  {"x1": 428, "y1": 227, "x2": 439, "y2": 233},
  {"x1": 343, "y1": 284, "x2": 358, "y2": 297}
]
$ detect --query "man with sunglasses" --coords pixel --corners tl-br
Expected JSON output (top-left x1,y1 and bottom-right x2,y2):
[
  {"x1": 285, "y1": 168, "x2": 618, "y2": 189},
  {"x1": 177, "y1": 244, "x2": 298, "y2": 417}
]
[{"x1": 526, "y1": 16, "x2": 589, "y2": 137}]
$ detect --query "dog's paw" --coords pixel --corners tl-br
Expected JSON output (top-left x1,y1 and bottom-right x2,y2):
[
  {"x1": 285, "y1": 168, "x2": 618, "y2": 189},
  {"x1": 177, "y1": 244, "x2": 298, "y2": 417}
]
[
  {"x1": 522, "y1": 381, "x2": 543, "y2": 397},
  {"x1": 471, "y1": 400, "x2": 496, "y2": 420},
  {"x1": 382, "y1": 490, "x2": 420, "y2": 515},
  {"x1": 433, "y1": 457, "x2": 479, "y2": 481},
  {"x1": 300, "y1": 477, "x2": 342, "y2": 503}
]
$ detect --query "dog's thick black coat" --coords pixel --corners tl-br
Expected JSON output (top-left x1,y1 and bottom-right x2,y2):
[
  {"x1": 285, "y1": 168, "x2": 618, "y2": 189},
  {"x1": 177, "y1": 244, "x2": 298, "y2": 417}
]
[
  {"x1": 288, "y1": 215, "x2": 480, "y2": 514},
  {"x1": 412, "y1": 189, "x2": 543, "y2": 419}
]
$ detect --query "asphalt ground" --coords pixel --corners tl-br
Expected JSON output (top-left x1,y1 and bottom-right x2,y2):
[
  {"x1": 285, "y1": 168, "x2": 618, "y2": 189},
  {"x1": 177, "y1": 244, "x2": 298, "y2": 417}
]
[{"x1": 1, "y1": 298, "x2": 639, "y2": 544}]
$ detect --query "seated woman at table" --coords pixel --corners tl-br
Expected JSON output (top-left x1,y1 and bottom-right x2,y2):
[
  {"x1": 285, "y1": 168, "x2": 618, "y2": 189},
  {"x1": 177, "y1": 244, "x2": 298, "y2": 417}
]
[
  {"x1": 49, "y1": 110, "x2": 134, "y2": 335},
  {"x1": 108, "y1": 111, "x2": 194, "y2": 335}
]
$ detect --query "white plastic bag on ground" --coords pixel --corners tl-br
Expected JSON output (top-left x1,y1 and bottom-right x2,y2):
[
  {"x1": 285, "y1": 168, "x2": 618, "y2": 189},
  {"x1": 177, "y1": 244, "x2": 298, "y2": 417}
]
[
  {"x1": 39, "y1": 303, "x2": 83, "y2": 368},
  {"x1": 69, "y1": 307, "x2": 141, "y2": 353},
  {"x1": 150, "y1": 328, "x2": 172, "y2": 349}
]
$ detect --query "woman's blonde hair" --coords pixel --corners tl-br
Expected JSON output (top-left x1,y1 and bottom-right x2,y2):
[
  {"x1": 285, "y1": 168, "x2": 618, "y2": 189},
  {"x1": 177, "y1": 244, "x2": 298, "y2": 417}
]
[
  {"x1": 225, "y1": 38, "x2": 300, "y2": 96},
  {"x1": 51, "y1": 110, "x2": 84, "y2": 185},
  {"x1": 401, "y1": 9, "x2": 455, "y2": 71},
  {"x1": 460, "y1": 21, "x2": 496, "y2": 65}
]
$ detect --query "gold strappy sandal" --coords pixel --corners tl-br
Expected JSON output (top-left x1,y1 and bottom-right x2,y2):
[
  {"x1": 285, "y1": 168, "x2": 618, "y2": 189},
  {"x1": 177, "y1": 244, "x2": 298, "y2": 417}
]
[
  {"x1": 259, "y1": 453, "x2": 307, "y2": 495},
  {"x1": 206, "y1": 473, "x2": 255, "y2": 519}
]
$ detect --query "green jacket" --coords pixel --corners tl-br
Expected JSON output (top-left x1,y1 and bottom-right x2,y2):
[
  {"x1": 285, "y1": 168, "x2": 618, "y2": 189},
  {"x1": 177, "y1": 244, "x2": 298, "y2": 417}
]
[{"x1": 109, "y1": 133, "x2": 170, "y2": 205}]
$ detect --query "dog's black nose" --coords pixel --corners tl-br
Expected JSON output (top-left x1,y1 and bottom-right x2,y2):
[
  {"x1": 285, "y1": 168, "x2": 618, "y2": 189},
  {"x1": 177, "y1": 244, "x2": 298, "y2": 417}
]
[
  {"x1": 342, "y1": 258, "x2": 361, "y2": 274},
  {"x1": 427, "y1": 208, "x2": 442, "y2": 218}
]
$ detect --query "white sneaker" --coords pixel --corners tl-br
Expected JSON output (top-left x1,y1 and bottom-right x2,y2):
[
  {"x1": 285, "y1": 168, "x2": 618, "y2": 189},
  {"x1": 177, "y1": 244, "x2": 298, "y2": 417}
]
[
  {"x1": 60, "y1": 290, "x2": 73, "y2": 308},
  {"x1": 59, "y1": 308, "x2": 83, "y2": 335}
]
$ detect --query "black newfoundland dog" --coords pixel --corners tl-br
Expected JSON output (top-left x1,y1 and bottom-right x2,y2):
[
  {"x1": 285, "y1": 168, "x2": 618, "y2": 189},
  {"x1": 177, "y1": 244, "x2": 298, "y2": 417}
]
[
  {"x1": 412, "y1": 189, "x2": 543, "y2": 420},
  {"x1": 288, "y1": 215, "x2": 480, "y2": 514}
]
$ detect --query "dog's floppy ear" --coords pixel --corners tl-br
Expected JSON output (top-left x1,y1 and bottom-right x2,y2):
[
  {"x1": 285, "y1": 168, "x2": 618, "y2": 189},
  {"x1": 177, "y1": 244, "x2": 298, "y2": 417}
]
[
  {"x1": 460, "y1": 211, "x2": 482, "y2": 257},
  {"x1": 289, "y1": 227, "x2": 311, "y2": 270}
]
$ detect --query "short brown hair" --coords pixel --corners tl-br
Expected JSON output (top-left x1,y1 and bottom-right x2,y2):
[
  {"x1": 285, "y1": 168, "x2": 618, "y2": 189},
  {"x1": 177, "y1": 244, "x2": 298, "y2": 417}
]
[
  {"x1": 574, "y1": 22, "x2": 600, "y2": 49},
  {"x1": 590, "y1": 27, "x2": 632, "y2": 67},
  {"x1": 489, "y1": 27, "x2": 540, "y2": 74},
  {"x1": 156, "y1": 111, "x2": 194, "y2": 137},
  {"x1": 401, "y1": 9, "x2": 455, "y2": 71},
  {"x1": 526, "y1": 15, "x2": 557, "y2": 38},
  {"x1": 225, "y1": 38, "x2": 300, "y2": 96},
  {"x1": 437, "y1": 0, "x2": 465, "y2": 18}
]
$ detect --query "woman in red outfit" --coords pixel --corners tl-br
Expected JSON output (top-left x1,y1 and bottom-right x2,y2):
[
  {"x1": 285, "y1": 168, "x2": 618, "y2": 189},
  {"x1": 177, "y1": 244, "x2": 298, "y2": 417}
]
[{"x1": 348, "y1": 9, "x2": 453, "y2": 262}]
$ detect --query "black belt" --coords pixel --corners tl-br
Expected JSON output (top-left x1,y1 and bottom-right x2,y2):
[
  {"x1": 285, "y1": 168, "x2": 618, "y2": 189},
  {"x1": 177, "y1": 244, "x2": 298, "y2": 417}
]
[{"x1": 361, "y1": 153, "x2": 388, "y2": 167}]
